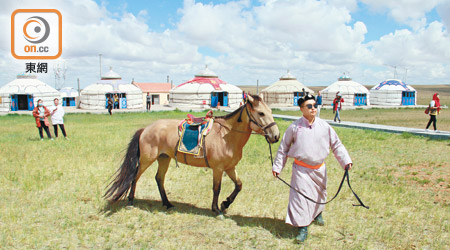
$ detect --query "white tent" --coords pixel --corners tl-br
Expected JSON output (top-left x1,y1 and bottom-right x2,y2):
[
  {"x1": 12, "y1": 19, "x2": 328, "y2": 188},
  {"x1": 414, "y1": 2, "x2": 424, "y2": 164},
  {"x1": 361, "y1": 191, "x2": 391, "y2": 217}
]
[
  {"x1": 261, "y1": 70, "x2": 314, "y2": 106},
  {"x1": 59, "y1": 87, "x2": 78, "y2": 107},
  {"x1": 321, "y1": 75, "x2": 369, "y2": 106},
  {"x1": 170, "y1": 66, "x2": 243, "y2": 109},
  {"x1": 80, "y1": 68, "x2": 142, "y2": 110},
  {"x1": 370, "y1": 79, "x2": 416, "y2": 106},
  {"x1": 0, "y1": 73, "x2": 61, "y2": 112}
]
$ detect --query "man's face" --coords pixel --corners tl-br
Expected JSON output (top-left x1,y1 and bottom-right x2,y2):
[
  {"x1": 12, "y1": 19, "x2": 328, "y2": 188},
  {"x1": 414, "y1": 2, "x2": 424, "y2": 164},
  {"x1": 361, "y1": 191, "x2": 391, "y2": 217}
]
[
  {"x1": 300, "y1": 99, "x2": 317, "y2": 117},
  {"x1": 54, "y1": 99, "x2": 59, "y2": 106}
]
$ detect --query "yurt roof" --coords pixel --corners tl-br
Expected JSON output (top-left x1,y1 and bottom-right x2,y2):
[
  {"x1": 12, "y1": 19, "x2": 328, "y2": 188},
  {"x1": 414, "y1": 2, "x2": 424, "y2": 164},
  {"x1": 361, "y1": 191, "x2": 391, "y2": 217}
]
[
  {"x1": 262, "y1": 70, "x2": 314, "y2": 93},
  {"x1": 101, "y1": 67, "x2": 121, "y2": 80},
  {"x1": 81, "y1": 80, "x2": 142, "y2": 94},
  {"x1": 0, "y1": 73, "x2": 59, "y2": 95},
  {"x1": 172, "y1": 66, "x2": 242, "y2": 94},
  {"x1": 59, "y1": 87, "x2": 79, "y2": 97},
  {"x1": 371, "y1": 79, "x2": 416, "y2": 91},
  {"x1": 322, "y1": 75, "x2": 369, "y2": 94}
]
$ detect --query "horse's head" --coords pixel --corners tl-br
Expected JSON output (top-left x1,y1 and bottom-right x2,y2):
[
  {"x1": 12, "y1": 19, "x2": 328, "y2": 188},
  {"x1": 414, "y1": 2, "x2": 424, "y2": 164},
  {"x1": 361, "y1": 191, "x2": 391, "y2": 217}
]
[{"x1": 245, "y1": 95, "x2": 280, "y2": 143}]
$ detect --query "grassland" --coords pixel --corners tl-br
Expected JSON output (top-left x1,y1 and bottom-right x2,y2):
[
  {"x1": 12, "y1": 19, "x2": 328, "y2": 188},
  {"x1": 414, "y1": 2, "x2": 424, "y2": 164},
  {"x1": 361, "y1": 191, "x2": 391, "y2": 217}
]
[{"x1": 0, "y1": 112, "x2": 449, "y2": 249}]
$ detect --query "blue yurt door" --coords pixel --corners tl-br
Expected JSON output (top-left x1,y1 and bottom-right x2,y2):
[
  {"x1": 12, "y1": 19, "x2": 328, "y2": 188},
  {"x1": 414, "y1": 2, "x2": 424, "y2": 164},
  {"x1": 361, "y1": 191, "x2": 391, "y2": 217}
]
[
  {"x1": 69, "y1": 97, "x2": 76, "y2": 106},
  {"x1": 293, "y1": 92, "x2": 305, "y2": 106},
  {"x1": 222, "y1": 92, "x2": 228, "y2": 106},
  {"x1": 120, "y1": 97, "x2": 127, "y2": 109},
  {"x1": 401, "y1": 91, "x2": 415, "y2": 105},
  {"x1": 10, "y1": 95, "x2": 18, "y2": 111},
  {"x1": 354, "y1": 93, "x2": 367, "y2": 106},
  {"x1": 211, "y1": 92, "x2": 218, "y2": 107},
  {"x1": 27, "y1": 95, "x2": 34, "y2": 110}
]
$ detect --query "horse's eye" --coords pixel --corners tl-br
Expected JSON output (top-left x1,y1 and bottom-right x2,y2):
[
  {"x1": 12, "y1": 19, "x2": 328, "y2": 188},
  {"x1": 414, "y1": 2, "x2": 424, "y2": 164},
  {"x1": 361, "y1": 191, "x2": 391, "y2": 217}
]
[{"x1": 258, "y1": 112, "x2": 265, "y2": 116}]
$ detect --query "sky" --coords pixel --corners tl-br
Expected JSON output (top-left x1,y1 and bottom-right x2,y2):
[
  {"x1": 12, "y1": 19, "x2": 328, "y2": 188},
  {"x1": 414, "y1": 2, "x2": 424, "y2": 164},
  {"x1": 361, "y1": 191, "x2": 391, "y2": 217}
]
[{"x1": 1, "y1": 0, "x2": 450, "y2": 90}]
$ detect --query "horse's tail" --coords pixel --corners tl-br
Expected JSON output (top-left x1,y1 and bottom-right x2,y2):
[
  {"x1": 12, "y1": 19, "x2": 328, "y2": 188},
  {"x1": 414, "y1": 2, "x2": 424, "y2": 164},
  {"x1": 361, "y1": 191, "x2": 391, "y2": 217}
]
[{"x1": 104, "y1": 128, "x2": 144, "y2": 202}]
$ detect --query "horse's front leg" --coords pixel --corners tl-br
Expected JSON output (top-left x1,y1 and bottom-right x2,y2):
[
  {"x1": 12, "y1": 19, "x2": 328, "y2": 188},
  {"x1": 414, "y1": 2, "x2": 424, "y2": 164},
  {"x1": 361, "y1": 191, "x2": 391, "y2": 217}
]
[
  {"x1": 220, "y1": 168, "x2": 242, "y2": 213},
  {"x1": 211, "y1": 168, "x2": 223, "y2": 215}
]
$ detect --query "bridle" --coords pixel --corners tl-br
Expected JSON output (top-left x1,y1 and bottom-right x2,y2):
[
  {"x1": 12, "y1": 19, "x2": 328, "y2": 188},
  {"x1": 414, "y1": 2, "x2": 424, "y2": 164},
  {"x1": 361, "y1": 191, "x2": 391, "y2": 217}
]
[{"x1": 235, "y1": 101, "x2": 277, "y2": 141}]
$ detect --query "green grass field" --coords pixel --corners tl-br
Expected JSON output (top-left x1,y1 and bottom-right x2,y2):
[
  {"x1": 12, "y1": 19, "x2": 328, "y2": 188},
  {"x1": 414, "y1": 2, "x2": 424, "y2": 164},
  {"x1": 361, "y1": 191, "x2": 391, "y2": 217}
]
[{"x1": 1, "y1": 112, "x2": 449, "y2": 249}]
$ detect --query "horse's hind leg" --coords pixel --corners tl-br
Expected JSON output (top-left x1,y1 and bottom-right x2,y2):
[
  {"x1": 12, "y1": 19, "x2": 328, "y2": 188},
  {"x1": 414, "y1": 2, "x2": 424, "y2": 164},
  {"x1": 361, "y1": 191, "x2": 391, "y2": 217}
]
[
  {"x1": 155, "y1": 154, "x2": 174, "y2": 209},
  {"x1": 220, "y1": 168, "x2": 242, "y2": 213},
  {"x1": 128, "y1": 157, "x2": 155, "y2": 206}
]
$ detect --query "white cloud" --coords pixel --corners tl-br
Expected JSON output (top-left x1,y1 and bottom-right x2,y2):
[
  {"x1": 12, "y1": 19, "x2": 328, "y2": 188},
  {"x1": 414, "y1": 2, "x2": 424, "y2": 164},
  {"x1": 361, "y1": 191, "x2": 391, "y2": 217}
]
[
  {"x1": 0, "y1": 0, "x2": 449, "y2": 88},
  {"x1": 361, "y1": 0, "x2": 448, "y2": 27}
]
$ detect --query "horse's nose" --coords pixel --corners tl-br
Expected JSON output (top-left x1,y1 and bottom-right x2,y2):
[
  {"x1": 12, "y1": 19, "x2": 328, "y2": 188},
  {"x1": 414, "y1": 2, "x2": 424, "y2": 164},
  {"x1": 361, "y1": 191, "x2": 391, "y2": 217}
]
[{"x1": 274, "y1": 134, "x2": 279, "y2": 143}]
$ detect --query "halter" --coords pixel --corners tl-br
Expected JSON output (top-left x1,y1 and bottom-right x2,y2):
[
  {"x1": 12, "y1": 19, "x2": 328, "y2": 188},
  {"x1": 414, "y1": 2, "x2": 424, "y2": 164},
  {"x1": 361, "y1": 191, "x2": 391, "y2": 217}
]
[{"x1": 235, "y1": 101, "x2": 277, "y2": 140}]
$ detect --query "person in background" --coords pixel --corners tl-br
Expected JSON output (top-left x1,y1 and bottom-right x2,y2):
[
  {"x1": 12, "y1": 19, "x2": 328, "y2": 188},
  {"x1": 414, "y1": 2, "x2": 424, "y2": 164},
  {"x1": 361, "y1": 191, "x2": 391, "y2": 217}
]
[
  {"x1": 426, "y1": 93, "x2": 441, "y2": 131},
  {"x1": 50, "y1": 98, "x2": 68, "y2": 139},
  {"x1": 146, "y1": 92, "x2": 152, "y2": 111},
  {"x1": 333, "y1": 92, "x2": 344, "y2": 123},
  {"x1": 107, "y1": 97, "x2": 113, "y2": 115},
  {"x1": 32, "y1": 99, "x2": 53, "y2": 141},
  {"x1": 316, "y1": 91, "x2": 323, "y2": 117},
  {"x1": 114, "y1": 94, "x2": 119, "y2": 109},
  {"x1": 272, "y1": 94, "x2": 352, "y2": 243}
]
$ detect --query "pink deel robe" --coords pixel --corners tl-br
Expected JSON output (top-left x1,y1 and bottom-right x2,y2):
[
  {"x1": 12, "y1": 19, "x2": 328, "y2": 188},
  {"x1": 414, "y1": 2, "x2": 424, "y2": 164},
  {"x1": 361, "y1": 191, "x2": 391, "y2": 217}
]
[{"x1": 272, "y1": 117, "x2": 352, "y2": 227}]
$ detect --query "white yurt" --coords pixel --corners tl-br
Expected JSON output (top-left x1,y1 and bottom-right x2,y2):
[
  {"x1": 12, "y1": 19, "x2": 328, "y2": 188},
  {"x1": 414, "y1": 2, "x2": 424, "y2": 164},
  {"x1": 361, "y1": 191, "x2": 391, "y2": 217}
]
[
  {"x1": 80, "y1": 67, "x2": 142, "y2": 110},
  {"x1": 370, "y1": 79, "x2": 416, "y2": 106},
  {"x1": 0, "y1": 73, "x2": 60, "y2": 112},
  {"x1": 261, "y1": 70, "x2": 314, "y2": 107},
  {"x1": 170, "y1": 66, "x2": 243, "y2": 109},
  {"x1": 59, "y1": 87, "x2": 78, "y2": 107},
  {"x1": 321, "y1": 74, "x2": 369, "y2": 106}
]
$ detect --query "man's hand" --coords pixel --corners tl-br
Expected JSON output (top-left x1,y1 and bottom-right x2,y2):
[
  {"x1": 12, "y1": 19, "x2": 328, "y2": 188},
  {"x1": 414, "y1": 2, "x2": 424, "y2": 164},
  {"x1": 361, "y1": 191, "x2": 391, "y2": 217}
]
[
  {"x1": 345, "y1": 163, "x2": 353, "y2": 170},
  {"x1": 272, "y1": 171, "x2": 279, "y2": 177}
]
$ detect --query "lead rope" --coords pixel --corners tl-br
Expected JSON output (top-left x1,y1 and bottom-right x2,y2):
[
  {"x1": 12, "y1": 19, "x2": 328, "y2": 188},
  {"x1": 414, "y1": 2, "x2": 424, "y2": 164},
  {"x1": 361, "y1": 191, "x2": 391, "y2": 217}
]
[{"x1": 268, "y1": 143, "x2": 369, "y2": 209}]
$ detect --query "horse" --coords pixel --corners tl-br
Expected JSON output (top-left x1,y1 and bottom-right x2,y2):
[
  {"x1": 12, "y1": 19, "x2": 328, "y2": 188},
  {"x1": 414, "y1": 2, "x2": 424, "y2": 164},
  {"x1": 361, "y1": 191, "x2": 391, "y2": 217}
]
[{"x1": 104, "y1": 95, "x2": 280, "y2": 214}]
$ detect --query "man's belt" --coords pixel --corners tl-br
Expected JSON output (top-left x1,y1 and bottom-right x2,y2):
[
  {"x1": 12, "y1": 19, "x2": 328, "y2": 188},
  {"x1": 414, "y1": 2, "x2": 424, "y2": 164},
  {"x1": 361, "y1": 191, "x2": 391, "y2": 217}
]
[{"x1": 294, "y1": 159, "x2": 324, "y2": 169}]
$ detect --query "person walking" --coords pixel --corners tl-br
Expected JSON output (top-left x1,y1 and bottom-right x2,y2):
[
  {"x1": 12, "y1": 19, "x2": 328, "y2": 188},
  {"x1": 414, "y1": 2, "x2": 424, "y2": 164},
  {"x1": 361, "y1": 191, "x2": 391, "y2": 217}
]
[
  {"x1": 333, "y1": 93, "x2": 344, "y2": 122},
  {"x1": 316, "y1": 91, "x2": 323, "y2": 117},
  {"x1": 425, "y1": 93, "x2": 441, "y2": 131},
  {"x1": 146, "y1": 93, "x2": 152, "y2": 111},
  {"x1": 107, "y1": 97, "x2": 113, "y2": 115},
  {"x1": 50, "y1": 98, "x2": 68, "y2": 139},
  {"x1": 272, "y1": 94, "x2": 352, "y2": 243},
  {"x1": 32, "y1": 99, "x2": 53, "y2": 141}
]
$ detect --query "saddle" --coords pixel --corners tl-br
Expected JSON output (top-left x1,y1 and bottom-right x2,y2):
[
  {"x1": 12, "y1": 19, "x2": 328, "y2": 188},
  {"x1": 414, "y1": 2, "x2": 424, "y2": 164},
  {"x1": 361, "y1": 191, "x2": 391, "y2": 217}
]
[{"x1": 177, "y1": 110, "x2": 214, "y2": 156}]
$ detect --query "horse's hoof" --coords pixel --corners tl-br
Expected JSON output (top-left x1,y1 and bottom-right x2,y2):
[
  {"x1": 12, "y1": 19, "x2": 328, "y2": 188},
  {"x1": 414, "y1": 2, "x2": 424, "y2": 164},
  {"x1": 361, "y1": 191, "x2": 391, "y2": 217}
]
[
  {"x1": 216, "y1": 213, "x2": 225, "y2": 220},
  {"x1": 220, "y1": 203, "x2": 228, "y2": 214}
]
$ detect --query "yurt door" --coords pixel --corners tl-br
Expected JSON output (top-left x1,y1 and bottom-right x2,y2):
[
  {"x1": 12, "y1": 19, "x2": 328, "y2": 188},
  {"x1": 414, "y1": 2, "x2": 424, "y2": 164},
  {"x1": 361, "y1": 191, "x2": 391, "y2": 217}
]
[
  {"x1": 10, "y1": 95, "x2": 18, "y2": 111},
  {"x1": 293, "y1": 92, "x2": 302, "y2": 106},
  {"x1": 221, "y1": 92, "x2": 228, "y2": 106},
  {"x1": 69, "y1": 98, "x2": 76, "y2": 106},
  {"x1": 401, "y1": 91, "x2": 415, "y2": 105},
  {"x1": 27, "y1": 95, "x2": 34, "y2": 110},
  {"x1": 211, "y1": 92, "x2": 218, "y2": 107},
  {"x1": 354, "y1": 93, "x2": 367, "y2": 106}
]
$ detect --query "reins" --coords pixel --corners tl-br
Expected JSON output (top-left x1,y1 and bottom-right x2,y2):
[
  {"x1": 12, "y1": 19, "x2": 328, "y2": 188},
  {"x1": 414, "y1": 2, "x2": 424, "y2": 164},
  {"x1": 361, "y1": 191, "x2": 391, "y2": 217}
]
[{"x1": 267, "y1": 141, "x2": 369, "y2": 209}]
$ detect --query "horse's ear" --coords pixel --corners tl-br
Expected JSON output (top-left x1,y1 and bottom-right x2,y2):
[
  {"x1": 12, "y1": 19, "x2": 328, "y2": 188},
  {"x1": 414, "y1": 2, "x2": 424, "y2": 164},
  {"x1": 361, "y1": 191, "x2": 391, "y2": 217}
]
[{"x1": 247, "y1": 94, "x2": 254, "y2": 103}]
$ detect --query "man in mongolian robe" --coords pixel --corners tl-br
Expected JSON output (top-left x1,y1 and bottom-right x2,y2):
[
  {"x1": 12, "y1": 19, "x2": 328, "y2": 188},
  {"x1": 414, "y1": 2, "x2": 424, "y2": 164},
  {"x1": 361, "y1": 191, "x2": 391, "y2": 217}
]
[{"x1": 272, "y1": 94, "x2": 353, "y2": 243}]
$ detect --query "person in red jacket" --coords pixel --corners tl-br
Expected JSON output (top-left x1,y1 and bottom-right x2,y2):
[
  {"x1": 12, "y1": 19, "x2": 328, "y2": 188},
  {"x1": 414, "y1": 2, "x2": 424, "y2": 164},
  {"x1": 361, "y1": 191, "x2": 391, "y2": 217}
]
[
  {"x1": 32, "y1": 99, "x2": 53, "y2": 141},
  {"x1": 333, "y1": 92, "x2": 344, "y2": 123}
]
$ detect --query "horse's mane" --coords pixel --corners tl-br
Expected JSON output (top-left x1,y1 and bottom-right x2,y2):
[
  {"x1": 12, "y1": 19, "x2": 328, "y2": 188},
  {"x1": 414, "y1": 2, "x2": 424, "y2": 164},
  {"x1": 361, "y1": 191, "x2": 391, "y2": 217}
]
[{"x1": 214, "y1": 95, "x2": 261, "y2": 120}]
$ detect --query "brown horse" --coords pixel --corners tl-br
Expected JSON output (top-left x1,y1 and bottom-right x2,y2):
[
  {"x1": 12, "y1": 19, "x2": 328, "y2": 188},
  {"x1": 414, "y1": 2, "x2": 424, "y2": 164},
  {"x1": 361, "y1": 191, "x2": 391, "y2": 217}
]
[{"x1": 104, "y1": 95, "x2": 280, "y2": 214}]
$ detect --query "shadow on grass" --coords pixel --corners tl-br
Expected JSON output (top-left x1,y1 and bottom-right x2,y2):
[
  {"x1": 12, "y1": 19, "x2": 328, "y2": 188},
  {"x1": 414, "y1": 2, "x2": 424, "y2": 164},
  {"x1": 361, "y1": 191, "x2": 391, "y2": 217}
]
[{"x1": 100, "y1": 198, "x2": 297, "y2": 239}]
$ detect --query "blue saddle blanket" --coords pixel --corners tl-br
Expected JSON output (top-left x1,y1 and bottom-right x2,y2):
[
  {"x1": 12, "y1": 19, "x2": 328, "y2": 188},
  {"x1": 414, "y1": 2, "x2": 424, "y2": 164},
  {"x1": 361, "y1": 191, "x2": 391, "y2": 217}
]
[{"x1": 177, "y1": 119, "x2": 214, "y2": 155}]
